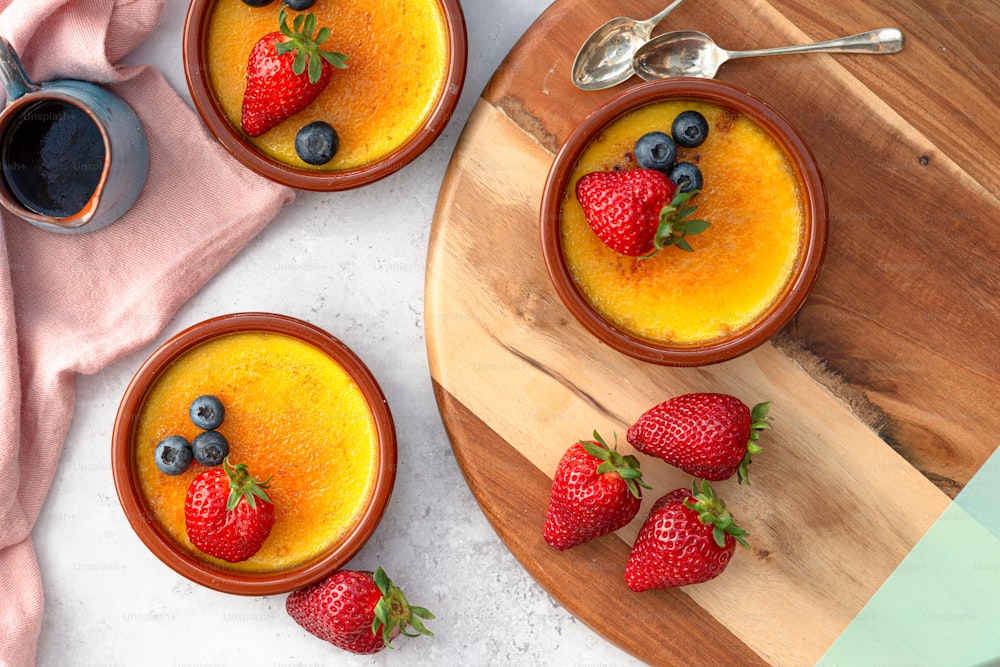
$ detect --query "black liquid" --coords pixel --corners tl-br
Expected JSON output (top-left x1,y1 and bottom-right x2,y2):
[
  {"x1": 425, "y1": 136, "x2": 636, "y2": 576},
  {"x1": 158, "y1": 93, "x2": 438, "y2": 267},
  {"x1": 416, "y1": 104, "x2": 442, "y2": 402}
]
[{"x1": 1, "y1": 99, "x2": 106, "y2": 218}]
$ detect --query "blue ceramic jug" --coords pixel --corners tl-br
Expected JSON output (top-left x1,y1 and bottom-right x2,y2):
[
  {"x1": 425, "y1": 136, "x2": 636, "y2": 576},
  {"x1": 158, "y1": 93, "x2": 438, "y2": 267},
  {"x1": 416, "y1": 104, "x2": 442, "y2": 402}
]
[{"x1": 0, "y1": 38, "x2": 149, "y2": 234}]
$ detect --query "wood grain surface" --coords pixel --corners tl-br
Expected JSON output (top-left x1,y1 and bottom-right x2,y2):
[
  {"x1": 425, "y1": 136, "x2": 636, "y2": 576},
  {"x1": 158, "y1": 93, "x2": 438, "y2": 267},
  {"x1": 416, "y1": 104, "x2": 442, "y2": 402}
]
[{"x1": 425, "y1": 0, "x2": 1000, "y2": 663}]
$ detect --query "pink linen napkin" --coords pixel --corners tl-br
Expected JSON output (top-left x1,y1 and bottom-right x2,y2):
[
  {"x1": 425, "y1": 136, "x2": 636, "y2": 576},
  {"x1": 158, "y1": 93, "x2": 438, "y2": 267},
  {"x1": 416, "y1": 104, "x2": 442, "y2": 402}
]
[{"x1": 0, "y1": 1, "x2": 295, "y2": 664}]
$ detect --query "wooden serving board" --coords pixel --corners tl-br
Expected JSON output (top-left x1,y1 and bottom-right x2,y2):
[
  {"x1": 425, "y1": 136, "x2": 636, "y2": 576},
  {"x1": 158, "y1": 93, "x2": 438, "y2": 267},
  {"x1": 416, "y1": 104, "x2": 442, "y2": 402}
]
[{"x1": 425, "y1": 0, "x2": 1000, "y2": 663}]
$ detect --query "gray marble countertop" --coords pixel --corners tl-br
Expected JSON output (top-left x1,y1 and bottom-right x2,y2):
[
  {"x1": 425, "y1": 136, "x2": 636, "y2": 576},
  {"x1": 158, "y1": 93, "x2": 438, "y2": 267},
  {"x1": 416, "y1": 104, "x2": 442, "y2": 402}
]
[{"x1": 32, "y1": 0, "x2": 642, "y2": 664}]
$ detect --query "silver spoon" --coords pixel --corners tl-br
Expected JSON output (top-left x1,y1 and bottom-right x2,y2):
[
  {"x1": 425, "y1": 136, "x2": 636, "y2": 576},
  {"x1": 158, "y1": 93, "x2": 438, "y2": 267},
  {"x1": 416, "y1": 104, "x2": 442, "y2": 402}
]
[
  {"x1": 633, "y1": 27, "x2": 905, "y2": 80},
  {"x1": 571, "y1": 0, "x2": 687, "y2": 91}
]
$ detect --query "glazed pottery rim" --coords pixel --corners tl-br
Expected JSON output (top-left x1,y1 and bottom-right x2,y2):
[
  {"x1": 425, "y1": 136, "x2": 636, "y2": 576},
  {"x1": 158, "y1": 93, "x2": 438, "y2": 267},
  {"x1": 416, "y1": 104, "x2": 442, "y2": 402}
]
[
  {"x1": 111, "y1": 312, "x2": 397, "y2": 595},
  {"x1": 182, "y1": 0, "x2": 468, "y2": 191},
  {"x1": 539, "y1": 78, "x2": 828, "y2": 367}
]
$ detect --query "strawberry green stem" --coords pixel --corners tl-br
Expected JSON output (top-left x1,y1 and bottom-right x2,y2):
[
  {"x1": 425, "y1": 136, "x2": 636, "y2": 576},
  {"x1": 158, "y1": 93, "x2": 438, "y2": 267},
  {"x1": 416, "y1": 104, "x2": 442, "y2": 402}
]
[
  {"x1": 684, "y1": 479, "x2": 750, "y2": 550},
  {"x1": 641, "y1": 189, "x2": 711, "y2": 258},
  {"x1": 222, "y1": 457, "x2": 272, "y2": 511},
  {"x1": 583, "y1": 430, "x2": 652, "y2": 499},
  {"x1": 276, "y1": 8, "x2": 348, "y2": 84},
  {"x1": 737, "y1": 401, "x2": 773, "y2": 485},
  {"x1": 371, "y1": 567, "x2": 434, "y2": 648}
]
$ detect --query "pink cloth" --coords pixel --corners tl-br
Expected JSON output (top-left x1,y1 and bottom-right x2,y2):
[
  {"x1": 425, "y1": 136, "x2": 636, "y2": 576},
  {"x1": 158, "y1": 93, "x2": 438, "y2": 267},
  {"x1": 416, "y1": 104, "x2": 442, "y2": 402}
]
[{"x1": 0, "y1": 1, "x2": 295, "y2": 664}]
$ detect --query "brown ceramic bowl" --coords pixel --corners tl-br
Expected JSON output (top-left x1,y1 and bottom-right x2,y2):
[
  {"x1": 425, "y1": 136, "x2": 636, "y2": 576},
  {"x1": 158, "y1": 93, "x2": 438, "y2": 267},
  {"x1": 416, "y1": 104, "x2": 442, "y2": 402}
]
[
  {"x1": 111, "y1": 312, "x2": 396, "y2": 595},
  {"x1": 182, "y1": 0, "x2": 467, "y2": 191},
  {"x1": 539, "y1": 79, "x2": 828, "y2": 366}
]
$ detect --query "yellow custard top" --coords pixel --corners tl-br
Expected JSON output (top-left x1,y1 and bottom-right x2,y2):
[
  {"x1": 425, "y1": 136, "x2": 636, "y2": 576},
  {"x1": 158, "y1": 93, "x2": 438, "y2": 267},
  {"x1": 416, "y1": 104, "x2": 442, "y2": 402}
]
[
  {"x1": 205, "y1": 0, "x2": 449, "y2": 170},
  {"x1": 560, "y1": 99, "x2": 805, "y2": 346},
  {"x1": 134, "y1": 331, "x2": 379, "y2": 573}
]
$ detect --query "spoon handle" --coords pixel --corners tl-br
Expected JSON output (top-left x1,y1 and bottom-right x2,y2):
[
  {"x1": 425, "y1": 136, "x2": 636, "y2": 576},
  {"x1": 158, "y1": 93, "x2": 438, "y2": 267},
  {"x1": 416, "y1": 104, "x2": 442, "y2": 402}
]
[
  {"x1": 727, "y1": 28, "x2": 905, "y2": 60},
  {"x1": 642, "y1": 0, "x2": 687, "y2": 29}
]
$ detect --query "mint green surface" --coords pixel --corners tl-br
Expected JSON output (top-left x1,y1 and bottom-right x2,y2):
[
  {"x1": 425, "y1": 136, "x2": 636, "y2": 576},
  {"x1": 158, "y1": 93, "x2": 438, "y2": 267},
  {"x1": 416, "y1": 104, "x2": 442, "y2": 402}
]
[{"x1": 819, "y1": 447, "x2": 1000, "y2": 667}]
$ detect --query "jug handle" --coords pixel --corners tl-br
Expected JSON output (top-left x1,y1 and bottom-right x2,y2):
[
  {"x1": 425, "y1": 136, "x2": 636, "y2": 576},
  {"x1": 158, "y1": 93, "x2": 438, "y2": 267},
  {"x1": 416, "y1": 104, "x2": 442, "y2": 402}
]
[{"x1": 0, "y1": 38, "x2": 39, "y2": 101}]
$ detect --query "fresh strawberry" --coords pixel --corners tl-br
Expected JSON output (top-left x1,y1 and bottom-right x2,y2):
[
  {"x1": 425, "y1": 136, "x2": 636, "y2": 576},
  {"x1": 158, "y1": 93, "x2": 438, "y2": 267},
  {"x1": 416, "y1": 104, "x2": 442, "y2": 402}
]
[
  {"x1": 543, "y1": 431, "x2": 651, "y2": 551},
  {"x1": 184, "y1": 457, "x2": 275, "y2": 563},
  {"x1": 286, "y1": 567, "x2": 434, "y2": 654},
  {"x1": 241, "y1": 8, "x2": 348, "y2": 137},
  {"x1": 574, "y1": 168, "x2": 710, "y2": 257},
  {"x1": 627, "y1": 393, "x2": 772, "y2": 484},
  {"x1": 625, "y1": 480, "x2": 749, "y2": 591}
]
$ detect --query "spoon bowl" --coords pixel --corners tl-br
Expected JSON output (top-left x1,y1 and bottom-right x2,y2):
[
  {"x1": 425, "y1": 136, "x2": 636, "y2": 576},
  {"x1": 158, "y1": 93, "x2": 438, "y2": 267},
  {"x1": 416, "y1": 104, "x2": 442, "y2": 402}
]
[
  {"x1": 571, "y1": 0, "x2": 685, "y2": 90},
  {"x1": 634, "y1": 28, "x2": 905, "y2": 80}
]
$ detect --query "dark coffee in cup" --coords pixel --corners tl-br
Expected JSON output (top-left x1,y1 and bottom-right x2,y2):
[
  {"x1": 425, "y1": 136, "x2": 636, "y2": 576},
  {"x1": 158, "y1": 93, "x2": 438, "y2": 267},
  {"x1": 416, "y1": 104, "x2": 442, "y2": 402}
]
[
  {"x1": 1, "y1": 98, "x2": 106, "y2": 218},
  {"x1": 0, "y1": 38, "x2": 148, "y2": 233}
]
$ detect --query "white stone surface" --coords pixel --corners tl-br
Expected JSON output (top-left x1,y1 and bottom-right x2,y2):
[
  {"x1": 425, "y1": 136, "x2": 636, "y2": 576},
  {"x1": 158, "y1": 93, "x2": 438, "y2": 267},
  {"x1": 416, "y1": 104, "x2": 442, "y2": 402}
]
[{"x1": 31, "y1": 0, "x2": 644, "y2": 664}]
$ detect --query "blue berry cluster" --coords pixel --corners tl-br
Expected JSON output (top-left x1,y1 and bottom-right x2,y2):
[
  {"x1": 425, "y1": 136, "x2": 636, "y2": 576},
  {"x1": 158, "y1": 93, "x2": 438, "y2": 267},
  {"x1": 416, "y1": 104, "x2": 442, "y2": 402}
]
[
  {"x1": 154, "y1": 395, "x2": 231, "y2": 475},
  {"x1": 633, "y1": 110, "x2": 709, "y2": 195}
]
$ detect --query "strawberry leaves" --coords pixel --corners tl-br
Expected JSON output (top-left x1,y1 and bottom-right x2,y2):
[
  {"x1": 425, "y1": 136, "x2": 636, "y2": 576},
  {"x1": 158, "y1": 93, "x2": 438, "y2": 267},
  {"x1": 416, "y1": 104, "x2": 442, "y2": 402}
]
[
  {"x1": 275, "y1": 8, "x2": 348, "y2": 85},
  {"x1": 371, "y1": 567, "x2": 435, "y2": 648},
  {"x1": 683, "y1": 479, "x2": 750, "y2": 550},
  {"x1": 582, "y1": 431, "x2": 652, "y2": 499},
  {"x1": 222, "y1": 456, "x2": 272, "y2": 511},
  {"x1": 645, "y1": 189, "x2": 711, "y2": 256},
  {"x1": 737, "y1": 401, "x2": 773, "y2": 485}
]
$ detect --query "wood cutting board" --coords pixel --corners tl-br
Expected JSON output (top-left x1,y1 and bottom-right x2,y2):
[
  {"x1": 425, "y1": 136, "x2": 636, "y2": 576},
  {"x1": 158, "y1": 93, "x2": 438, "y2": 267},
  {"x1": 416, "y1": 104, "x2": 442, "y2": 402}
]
[{"x1": 425, "y1": 0, "x2": 1000, "y2": 663}]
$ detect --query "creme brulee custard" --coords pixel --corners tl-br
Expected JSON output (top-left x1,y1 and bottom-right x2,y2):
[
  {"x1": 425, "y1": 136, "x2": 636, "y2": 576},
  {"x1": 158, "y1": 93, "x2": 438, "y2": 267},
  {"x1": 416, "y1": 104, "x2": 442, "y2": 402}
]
[
  {"x1": 205, "y1": 0, "x2": 449, "y2": 170},
  {"x1": 134, "y1": 331, "x2": 379, "y2": 572},
  {"x1": 560, "y1": 99, "x2": 804, "y2": 345}
]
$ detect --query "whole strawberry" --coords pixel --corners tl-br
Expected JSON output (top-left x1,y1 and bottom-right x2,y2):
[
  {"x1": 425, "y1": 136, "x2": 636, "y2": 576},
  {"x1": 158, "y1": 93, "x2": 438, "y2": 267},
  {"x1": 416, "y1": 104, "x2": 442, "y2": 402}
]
[
  {"x1": 575, "y1": 168, "x2": 710, "y2": 257},
  {"x1": 625, "y1": 480, "x2": 749, "y2": 591},
  {"x1": 627, "y1": 393, "x2": 772, "y2": 484},
  {"x1": 184, "y1": 457, "x2": 275, "y2": 563},
  {"x1": 544, "y1": 431, "x2": 651, "y2": 551},
  {"x1": 286, "y1": 567, "x2": 434, "y2": 654},
  {"x1": 241, "y1": 9, "x2": 348, "y2": 137}
]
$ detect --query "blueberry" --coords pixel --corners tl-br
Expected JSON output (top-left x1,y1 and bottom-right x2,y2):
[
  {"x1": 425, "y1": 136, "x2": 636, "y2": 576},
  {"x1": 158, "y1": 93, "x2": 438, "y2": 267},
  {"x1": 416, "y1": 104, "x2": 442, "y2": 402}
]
[
  {"x1": 192, "y1": 431, "x2": 230, "y2": 467},
  {"x1": 189, "y1": 395, "x2": 225, "y2": 430},
  {"x1": 671, "y1": 110, "x2": 709, "y2": 148},
  {"x1": 295, "y1": 121, "x2": 339, "y2": 165},
  {"x1": 633, "y1": 131, "x2": 677, "y2": 172},
  {"x1": 282, "y1": 0, "x2": 317, "y2": 10},
  {"x1": 668, "y1": 162, "x2": 704, "y2": 194},
  {"x1": 241, "y1": 0, "x2": 275, "y2": 6},
  {"x1": 155, "y1": 436, "x2": 193, "y2": 476}
]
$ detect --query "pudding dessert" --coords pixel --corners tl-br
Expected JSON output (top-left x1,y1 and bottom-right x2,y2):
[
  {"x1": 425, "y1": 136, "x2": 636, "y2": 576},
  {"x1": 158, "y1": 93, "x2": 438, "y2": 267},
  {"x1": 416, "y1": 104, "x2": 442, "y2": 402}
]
[
  {"x1": 559, "y1": 99, "x2": 805, "y2": 346},
  {"x1": 204, "y1": 0, "x2": 449, "y2": 171},
  {"x1": 133, "y1": 330, "x2": 380, "y2": 573}
]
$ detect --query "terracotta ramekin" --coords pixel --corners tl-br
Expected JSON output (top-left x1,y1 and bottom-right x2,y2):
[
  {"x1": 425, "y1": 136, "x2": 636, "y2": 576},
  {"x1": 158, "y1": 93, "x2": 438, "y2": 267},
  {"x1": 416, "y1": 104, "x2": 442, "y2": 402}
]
[
  {"x1": 111, "y1": 312, "x2": 396, "y2": 595},
  {"x1": 182, "y1": 0, "x2": 467, "y2": 191},
  {"x1": 539, "y1": 78, "x2": 828, "y2": 366}
]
